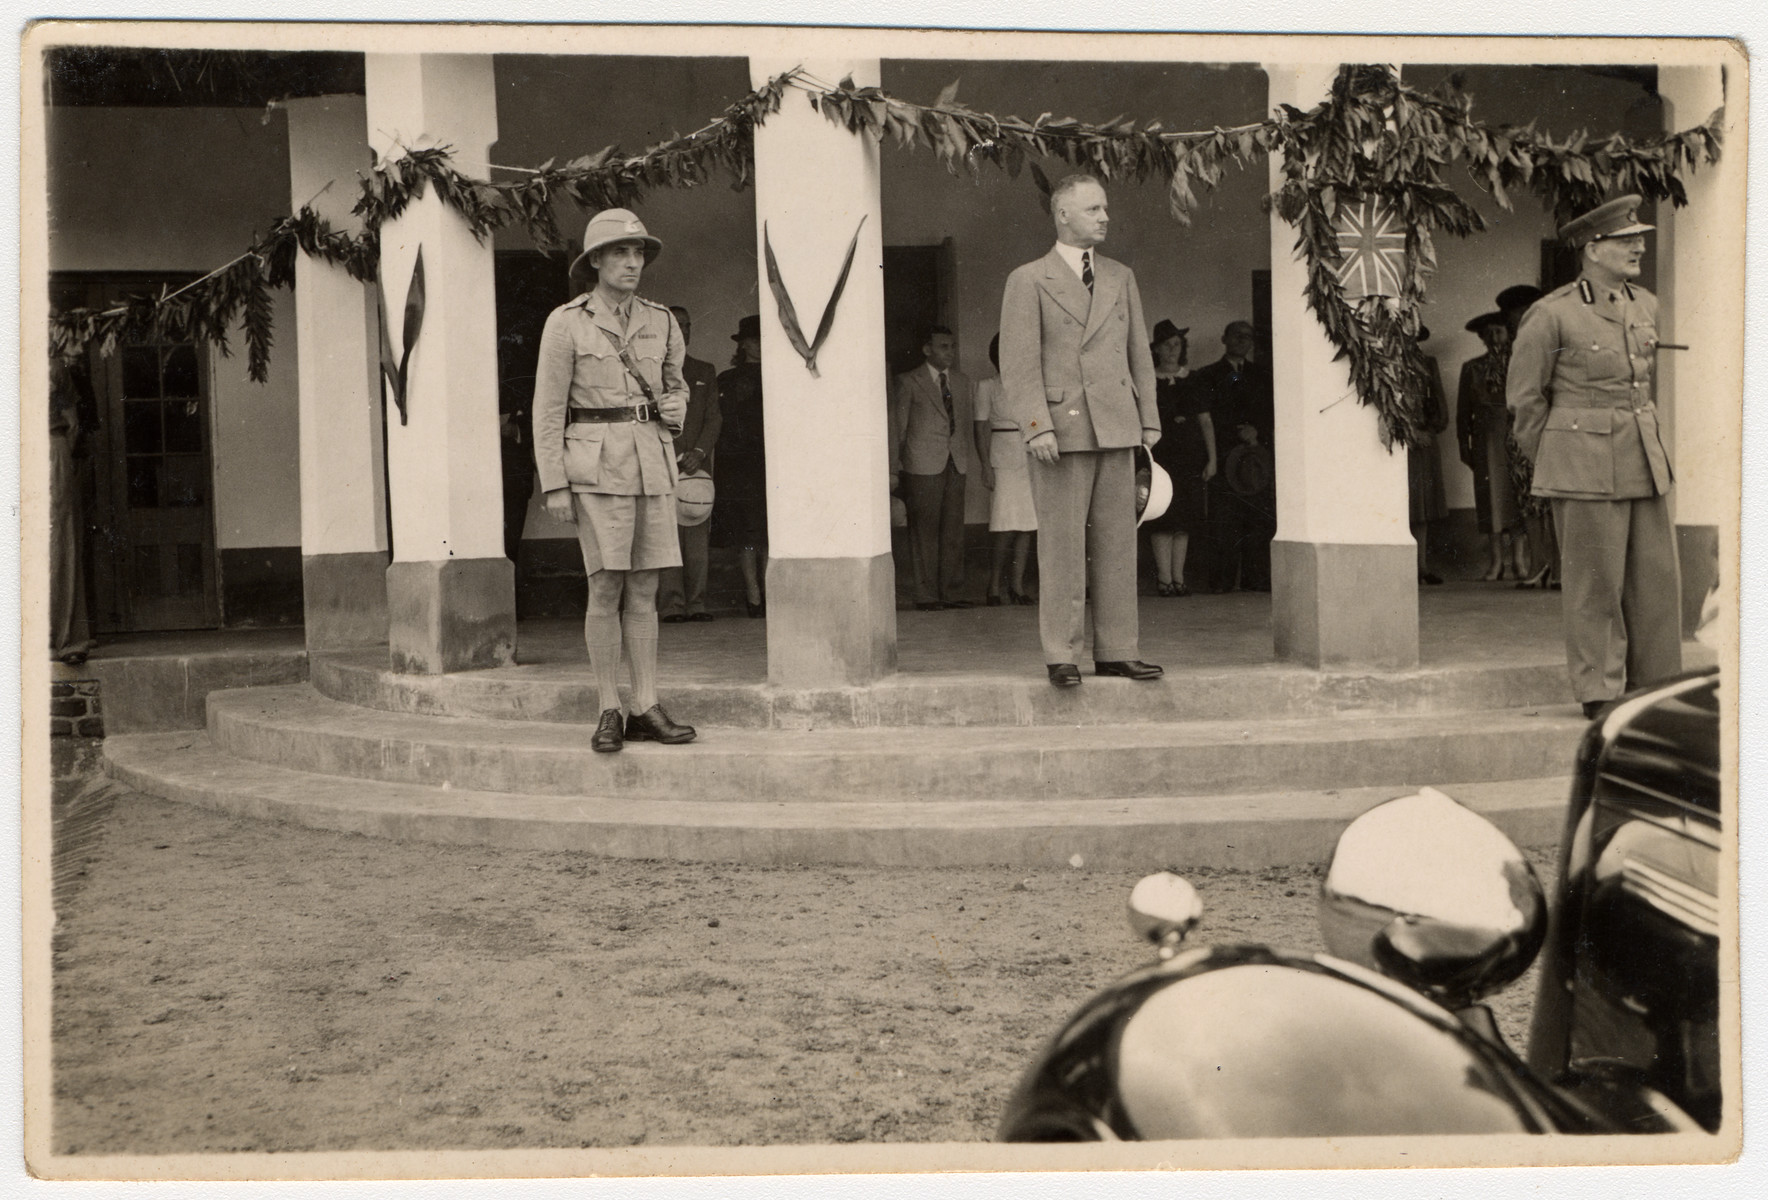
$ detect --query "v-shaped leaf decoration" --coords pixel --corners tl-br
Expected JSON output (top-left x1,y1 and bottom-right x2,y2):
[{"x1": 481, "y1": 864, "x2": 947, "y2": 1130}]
[
  {"x1": 375, "y1": 247, "x2": 427, "y2": 424},
  {"x1": 762, "y1": 216, "x2": 866, "y2": 377}
]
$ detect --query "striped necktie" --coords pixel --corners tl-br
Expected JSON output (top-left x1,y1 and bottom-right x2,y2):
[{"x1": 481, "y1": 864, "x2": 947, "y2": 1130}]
[
  {"x1": 1081, "y1": 251, "x2": 1094, "y2": 294},
  {"x1": 939, "y1": 371, "x2": 954, "y2": 434}
]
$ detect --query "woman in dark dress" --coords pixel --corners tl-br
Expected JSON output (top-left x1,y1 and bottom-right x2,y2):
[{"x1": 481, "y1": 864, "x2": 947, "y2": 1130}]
[
  {"x1": 1144, "y1": 320, "x2": 1216, "y2": 596},
  {"x1": 713, "y1": 315, "x2": 768, "y2": 616},
  {"x1": 1455, "y1": 311, "x2": 1527, "y2": 581}
]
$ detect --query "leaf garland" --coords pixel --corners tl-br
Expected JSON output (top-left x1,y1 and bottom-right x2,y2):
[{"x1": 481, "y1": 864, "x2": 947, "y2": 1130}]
[
  {"x1": 47, "y1": 63, "x2": 1721, "y2": 449},
  {"x1": 763, "y1": 216, "x2": 867, "y2": 375}
]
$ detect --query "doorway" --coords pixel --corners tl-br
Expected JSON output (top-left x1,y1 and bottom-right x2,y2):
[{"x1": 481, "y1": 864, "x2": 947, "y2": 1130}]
[
  {"x1": 883, "y1": 239, "x2": 955, "y2": 376},
  {"x1": 50, "y1": 273, "x2": 220, "y2": 632}
]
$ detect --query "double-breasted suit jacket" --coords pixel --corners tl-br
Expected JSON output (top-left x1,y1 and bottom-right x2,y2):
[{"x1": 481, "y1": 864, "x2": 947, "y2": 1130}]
[
  {"x1": 997, "y1": 246, "x2": 1159, "y2": 665},
  {"x1": 998, "y1": 247, "x2": 1159, "y2": 451},
  {"x1": 889, "y1": 364, "x2": 975, "y2": 477}
]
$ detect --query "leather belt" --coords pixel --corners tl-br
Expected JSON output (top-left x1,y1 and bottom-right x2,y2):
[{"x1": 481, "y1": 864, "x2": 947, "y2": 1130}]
[
  {"x1": 569, "y1": 402, "x2": 657, "y2": 424},
  {"x1": 991, "y1": 426, "x2": 1019, "y2": 433}
]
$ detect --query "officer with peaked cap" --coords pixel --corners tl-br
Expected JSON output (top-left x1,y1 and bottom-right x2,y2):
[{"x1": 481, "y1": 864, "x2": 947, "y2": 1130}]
[
  {"x1": 1507, "y1": 194, "x2": 1681, "y2": 718},
  {"x1": 533, "y1": 208, "x2": 695, "y2": 752}
]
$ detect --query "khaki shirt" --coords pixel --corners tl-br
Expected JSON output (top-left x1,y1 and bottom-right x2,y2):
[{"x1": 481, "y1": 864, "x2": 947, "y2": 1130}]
[
  {"x1": 532, "y1": 293, "x2": 688, "y2": 496},
  {"x1": 1506, "y1": 278, "x2": 1672, "y2": 501}
]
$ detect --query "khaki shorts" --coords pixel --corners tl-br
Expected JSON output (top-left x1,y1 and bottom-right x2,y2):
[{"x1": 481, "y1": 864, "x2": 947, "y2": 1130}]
[{"x1": 571, "y1": 491, "x2": 682, "y2": 575}]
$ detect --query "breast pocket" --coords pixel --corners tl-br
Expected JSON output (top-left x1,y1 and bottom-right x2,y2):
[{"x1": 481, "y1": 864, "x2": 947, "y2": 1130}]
[
  {"x1": 563, "y1": 424, "x2": 606, "y2": 487},
  {"x1": 1535, "y1": 406, "x2": 1614, "y2": 495}
]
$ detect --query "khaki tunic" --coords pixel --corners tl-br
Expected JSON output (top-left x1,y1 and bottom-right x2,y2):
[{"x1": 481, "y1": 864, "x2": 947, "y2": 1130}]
[
  {"x1": 1507, "y1": 278, "x2": 1672, "y2": 500},
  {"x1": 532, "y1": 293, "x2": 688, "y2": 497}
]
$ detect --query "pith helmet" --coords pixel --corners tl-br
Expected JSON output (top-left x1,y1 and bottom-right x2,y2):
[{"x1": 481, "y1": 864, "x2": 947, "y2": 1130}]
[
  {"x1": 1558, "y1": 195, "x2": 1654, "y2": 248},
  {"x1": 570, "y1": 208, "x2": 663, "y2": 278}
]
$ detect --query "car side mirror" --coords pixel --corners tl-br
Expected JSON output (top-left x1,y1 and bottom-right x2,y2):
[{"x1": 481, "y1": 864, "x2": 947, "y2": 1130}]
[
  {"x1": 1128, "y1": 872, "x2": 1203, "y2": 959},
  {"x1": 1319, "y1": 789, "x2": 1547, "y2": 1010}
]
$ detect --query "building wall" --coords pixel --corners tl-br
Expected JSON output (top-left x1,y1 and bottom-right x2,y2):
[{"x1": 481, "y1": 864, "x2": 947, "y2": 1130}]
[
  {"x1": 43, "y1": 61, "x2": 1666, "y2": 624},
  {"x1": 46, "y1": 104, "x2": 306, "y2": 623},
  {"x1": 47, "y1": 105, "x2": 304, "y2": 552}
]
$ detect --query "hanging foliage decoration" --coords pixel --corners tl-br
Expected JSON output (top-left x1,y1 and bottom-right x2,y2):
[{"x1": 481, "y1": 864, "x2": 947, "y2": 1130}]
[{"x1": 47, "y1": 64, "x2": 1721, "y2": 447}]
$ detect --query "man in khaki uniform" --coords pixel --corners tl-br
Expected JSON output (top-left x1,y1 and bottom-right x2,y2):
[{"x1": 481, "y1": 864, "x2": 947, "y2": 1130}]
[
  {"x1": 999, "y1": 174, "x2": 1162, "y2": 687},
  {"x1": 1507, "y1": 194, "x2": 1681, "y2": 718},
  {"x1": 533, "y1": 208, "x2": 695, "y2": 752}
]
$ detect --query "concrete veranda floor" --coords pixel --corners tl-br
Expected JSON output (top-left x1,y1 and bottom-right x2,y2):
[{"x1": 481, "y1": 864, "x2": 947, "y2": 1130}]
[{"x1": 84, "y1": 581, "x2": 1576, "y2": 683}]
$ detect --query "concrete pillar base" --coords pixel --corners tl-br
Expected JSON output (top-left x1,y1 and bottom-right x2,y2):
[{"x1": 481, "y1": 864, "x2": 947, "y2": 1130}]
[
  {"x1": 1272, "y1": 540, "x2": 1419, "y2": 669},
  {"x1": 303, "y1": 550, "x2": 390, "y2": 652},
  {"x1": 387, "y1": 557, "x2": 516, "y2": 674},
  {"x1": 1676, "y1": 522, "x2": 1720, "y2": 637},
  {"x1": 767, "y1": 553, "x2": 897, "y2": 688}
]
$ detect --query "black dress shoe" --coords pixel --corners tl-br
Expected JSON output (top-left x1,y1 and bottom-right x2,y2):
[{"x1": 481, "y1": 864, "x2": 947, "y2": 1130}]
[
  {"x1": 1012, "y1": 591, "x2": 1036, "y2": 606},
  {"x1": 1418, "y1": 572, "x2": 1444, "y2": 586},
  {"x1": 625, "y1": 704, "x2": 697, "y2": 744},
  {"x1": 1581, "y1": 700, "x2": 1610, "y2": 720},
  {"x1": 661, "y1": 613, "x2": 688, "y2": 623},
  {"x1": 986, "y1": 593, "x2": 1004, "y2": 606},
  {"x1": 688, "y1": 612, "x2": 715, "y2": 623},
  {"x1": 747, "y1": 600, "x2": 766, "y2": 618},
  {"x1": 1047, "y1": 663, "x2": 1083, "y2": 688},
  {"x1": 916, "y1": 601, "x2": 946, "y2": 611},
  {"x1": 591, "y1": 708, "x2": 624, "y2": 753},
  {"x1": 1095, "y1": 659, "x2": 1164, "y2": 681},
  {"x1": 945, "y1": 599, "x2": 975, "y2": 609}
]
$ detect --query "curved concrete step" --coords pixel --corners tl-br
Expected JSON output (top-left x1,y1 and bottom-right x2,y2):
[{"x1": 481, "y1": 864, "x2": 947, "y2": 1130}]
[
  {"x1": 104, "y1": 731, "x2": 1573, "y2": 869},
  {"x1": 206, "y1": 684, "x2": 1590, "y2": 803},
  {"x1": 311, "y1": 650, "x2": 1574, "y2": 730}
]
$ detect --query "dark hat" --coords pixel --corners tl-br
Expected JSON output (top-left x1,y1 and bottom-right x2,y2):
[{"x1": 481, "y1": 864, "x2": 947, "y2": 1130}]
[
  {"x1": 1415, "y1": 324, "x2": 1432, "y2": 343},
  {"x1": 1558, "y1": 194, "x2": 1654, "y2": 248},
  {"x1": 731, "y1": 314, "x2": 761, "y2": 341},
  {"x1": 1151, "y1": 319, "x2": 1189, "y2": 345},
  {"x1": 1495, "y1": 284, "x2": 1545, "y2": 314},
  {"x1": 1464, "y1": 311, "x2": 1507, "y2": 335}
]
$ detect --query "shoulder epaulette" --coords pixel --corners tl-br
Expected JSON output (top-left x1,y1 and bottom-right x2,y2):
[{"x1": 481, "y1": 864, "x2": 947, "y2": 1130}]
[
  {"x1": 563, "y1": 294, "x2": 593, "y2": 312},
  {"x1": 637, "y1": 296, "x2": 671, "y2": 313}
]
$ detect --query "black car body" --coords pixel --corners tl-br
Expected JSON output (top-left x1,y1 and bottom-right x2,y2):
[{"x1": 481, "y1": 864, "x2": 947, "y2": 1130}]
[{"x1": 1526, "y1": 667, "x2": 1724, "y2": 1131}]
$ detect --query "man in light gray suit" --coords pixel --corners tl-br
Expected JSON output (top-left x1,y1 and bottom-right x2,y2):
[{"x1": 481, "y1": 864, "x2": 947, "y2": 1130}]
[
  {"x1": 889, "y1": 326, "x2": 983, "y2": 609},
  {"x1": 999, "y1": 174, "x2": 1162, "y2": 687}
]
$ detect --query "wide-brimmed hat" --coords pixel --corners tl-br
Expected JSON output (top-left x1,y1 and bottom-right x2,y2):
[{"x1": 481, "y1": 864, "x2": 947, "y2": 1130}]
[
  {"x1": 1464, "y1": 311, "x2": 1507, "y2": 335},
  {"x1": 675, "y1": 470, "x2": 715, "y2": 527},
  {"x1": 731, "y1": 314, "x2": 762, "y2": 342},
  {"x1": 1558, "y1": 194, "x2": 1654, "y2": 248},
  {"x1": 1135, "y1": 446, "x2": 1173, "y2": 527},
  {"x1": 569, "y1": 208, "x2": 662, "y2": 279},
  {"x1": 1495, "y1": 284, "x2": 1545, "y2": 315}
]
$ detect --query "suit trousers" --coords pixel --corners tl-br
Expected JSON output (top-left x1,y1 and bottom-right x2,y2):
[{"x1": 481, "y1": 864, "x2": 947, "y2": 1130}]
[
  {"x1": 658, "y1": 518, "x2": 712, "y2": 617},
  {"x1": 1551, "y1": 493, "x2": 1682, "y2": 703},
  {"x1": 1028, "y1": 447, "x2": 1139, "y2": 664},
  {"x1": 903, "y1": 460, "x2": 968, "y2": 603}
]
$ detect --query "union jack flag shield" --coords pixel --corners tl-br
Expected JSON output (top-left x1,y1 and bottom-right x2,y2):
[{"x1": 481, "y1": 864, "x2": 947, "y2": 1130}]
[{"x1": 1333, "y1": 196, "x2": 1407, "y2": 299}]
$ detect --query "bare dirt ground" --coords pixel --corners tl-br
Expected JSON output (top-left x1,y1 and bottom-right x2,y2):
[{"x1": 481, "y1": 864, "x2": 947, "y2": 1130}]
[{"x1": 48, "y1": 738, "x2": 1553, "y2": 1154}]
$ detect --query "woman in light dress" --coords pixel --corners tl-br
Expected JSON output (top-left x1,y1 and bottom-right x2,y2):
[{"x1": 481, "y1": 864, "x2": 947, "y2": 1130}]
[{"x1": 971, "y1": 334, "x2": 1037, "y2": 605}]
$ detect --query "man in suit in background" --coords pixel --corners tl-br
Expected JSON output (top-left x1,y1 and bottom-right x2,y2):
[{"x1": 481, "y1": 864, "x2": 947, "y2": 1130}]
[
  {"x1": 1194, "y1": 320, "x2": 1275, "y2": 592},
  {"x1": 659, "y1": 305, "x2": 723, "y2": 622},
  {"x1": 889, "y1": 325, "x2": 981, "y2": 610},
  {"x1": 999, "y1": 173, "x2": 1162, "y2": 687},
  {"x1": 1507, "y1": 194, "x2": 1680, "y2": 719}
]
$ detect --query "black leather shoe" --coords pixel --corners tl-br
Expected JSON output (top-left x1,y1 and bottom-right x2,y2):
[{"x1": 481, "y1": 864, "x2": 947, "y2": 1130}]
[
  {"x1": 1047, "y1": 663, "x2": 1083, "y2": 688},
  {"x1": 1095, "y1": 659, "x2": 1164, "y2": 681},
  {"x1": 1581, "y1": 700, "x2": 1610, "y2": 720},
  {"x1": 591, "y1": 708, "x2": 624, "y2": 753},
  {"x1": 945, "y1": 599, "x2": 975, "y2": 609},
  {"x1": 916, "y1": 601, "x2": 946, "y2": 611},
  {"x1": 688, "y1": 612, "x2": 715, "y2": 623},
  {"x1": 661, "y1": 613, "x2": 688, "y2": 623},
  {"x1": 625, "y1": 704, "x2": 697, "y2": 744}
]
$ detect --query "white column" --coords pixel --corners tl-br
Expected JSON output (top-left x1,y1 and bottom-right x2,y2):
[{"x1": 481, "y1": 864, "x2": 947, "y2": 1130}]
[
  {"x1": 1657, "y1": 63, "x2": 1742, "y2": 635},
  {"x1": 365, "y1": 54, "x2": 514, "y2": 673},
  {"x1": 1263, "y1": 62, "x2": 1418, "y2": 669},
  {"x1": 749, "y1": 57, "x2": 896, "y2": 686},
  {"x1": 286, "y1": 94, "x2": 389, "y2": 651}
]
